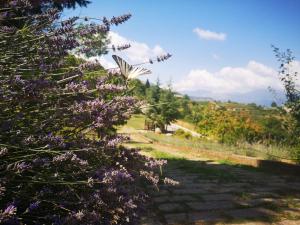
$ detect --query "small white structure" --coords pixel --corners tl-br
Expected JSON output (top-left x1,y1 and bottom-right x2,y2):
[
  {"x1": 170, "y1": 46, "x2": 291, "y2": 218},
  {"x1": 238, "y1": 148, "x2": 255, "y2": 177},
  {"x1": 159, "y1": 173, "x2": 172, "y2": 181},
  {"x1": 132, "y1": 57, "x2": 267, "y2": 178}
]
[{"x1": 155, "y1": 127, "x2": 162, "y2": 134}]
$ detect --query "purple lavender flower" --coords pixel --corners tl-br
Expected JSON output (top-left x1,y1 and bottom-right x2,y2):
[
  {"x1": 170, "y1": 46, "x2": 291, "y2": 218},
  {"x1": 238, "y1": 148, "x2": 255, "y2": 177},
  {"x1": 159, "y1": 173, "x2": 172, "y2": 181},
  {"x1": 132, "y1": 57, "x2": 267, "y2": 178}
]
[
  {"x1": 0, "y1": 147, "x2": 8, "y2": 157},
  {"x1": 96, "y1": 84, "x2": 126, "y2": 93},
  {"x1": 0, "y1": 2, "x2": 167, "y2": 223},
  {"x1": 145, "y1": 159, "x2": 167, "y2": 168},
  {"x1": 0, "y1": 204, "x2": 17, "y2": 222},
  {"x1": 73, "y1": 210, "x2": 84, "y2": 220},
  {"x1": 16, "y1": 162, "x2": 32, "y2": 172},
  {"x1": 110, "y1": 14, "x2": 132, "y2": 26},
  {"x1": 164, "y1": 177, "x2": 179, "y2": 186},
  {"x1": 28, "y1": 201, "x2": 40, "y2": 212},
  {"x1": 53, "y1": 152, "x2": 88, "y2": 166},
  {"x1": 0, "y1": 185, "x2": 5, "y2": 197},
  {"x1": 79, "y1": 61, "x2": 101, "y2": 72},
  {"x1": 124, "y1": 199, "x2": 137, "y2": 209}
]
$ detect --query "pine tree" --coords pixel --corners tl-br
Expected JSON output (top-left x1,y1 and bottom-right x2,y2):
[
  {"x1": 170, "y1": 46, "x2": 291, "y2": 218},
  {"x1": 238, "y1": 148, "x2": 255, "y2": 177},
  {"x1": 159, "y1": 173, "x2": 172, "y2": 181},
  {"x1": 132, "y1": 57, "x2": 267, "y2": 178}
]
[{"x1": 145, "y1": 79, "x2": 150, "y2": 88}]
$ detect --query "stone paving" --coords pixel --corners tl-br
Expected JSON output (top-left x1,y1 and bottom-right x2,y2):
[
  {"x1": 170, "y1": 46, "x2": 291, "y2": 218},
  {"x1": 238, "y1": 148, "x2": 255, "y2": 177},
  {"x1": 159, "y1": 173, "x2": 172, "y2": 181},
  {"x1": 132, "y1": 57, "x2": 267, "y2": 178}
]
[{"x1": 140, "y1": 159, "x2": 300, "y2": 225}]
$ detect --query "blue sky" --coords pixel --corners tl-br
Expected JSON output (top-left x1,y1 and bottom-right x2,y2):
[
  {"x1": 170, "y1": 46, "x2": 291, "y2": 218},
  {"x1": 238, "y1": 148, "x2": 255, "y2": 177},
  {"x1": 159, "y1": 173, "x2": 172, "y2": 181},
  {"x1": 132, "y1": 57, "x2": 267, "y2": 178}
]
[{"x1": 65, "y1": 0, "x2": 300, "y2": 105}]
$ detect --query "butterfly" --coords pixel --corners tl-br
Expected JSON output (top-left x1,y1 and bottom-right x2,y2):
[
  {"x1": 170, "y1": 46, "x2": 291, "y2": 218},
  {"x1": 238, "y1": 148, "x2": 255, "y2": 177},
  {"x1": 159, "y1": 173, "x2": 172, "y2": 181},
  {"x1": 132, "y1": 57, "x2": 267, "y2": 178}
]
[{"x1": 112, "y1": 55, "x2": 151, "y2": 80}]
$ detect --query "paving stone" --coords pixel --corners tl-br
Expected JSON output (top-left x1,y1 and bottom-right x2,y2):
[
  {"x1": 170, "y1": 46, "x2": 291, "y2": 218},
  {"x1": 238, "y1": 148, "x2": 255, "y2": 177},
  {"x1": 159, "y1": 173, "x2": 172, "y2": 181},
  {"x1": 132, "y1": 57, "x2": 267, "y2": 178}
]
[
  {"x1": 172, "y1": 188, "x2": 208, "y2": 195},
  {"x1": 140, "y1": 213, "x2": 163, "y2": 225},
  {"x1": 187, "y1": 201, "x2": 235, "y2": 211},
  {"x1": 152, "y1": 189, "x2": 170, "y2": 197},
  {"x1": 142, "y1": 155, "x2": 300, "y2": 224},
  {"x1": 252, "y1": 187, "x2": 281, "y2": 193},
  {"x1": 219, "y1": 222, "x2": 271, "y2": 225},
  {"x1": 187, "y1": 211, "x2": 224, "y2": 223},
  {"x1": 170, "y1": 195, "x2": 198, "y2": 202},
  {"x1": 246, "y1": 192, "x2": 281, "y2": 199},
  {"x1": 195, "y1": 183, "x2": 218, "y2": 189},
  {"x1": 154, "y1": 196, "x2": 173, "y2": 204},
  {"x1": 202, "y1": 193, "x2": 235, "y2": 201},
  {"x1": 158, "y1": 203, "x2": 185, "y2": 213},
  {"x1": 236, "y1": 197, "x2": 279, "y2": 208},
  {"x1": 164, "y1": 213, "x2": 188, "y2": 225},
  {"x1": 180, "y1": 184, "x2": 203, "y2": 189},
  {"x1": 139, "y1": 218, "x2": 163, "y2": 225},
  {"x1": 224, "y1": 207, "x2": 277, "y2": 220},
  {"x1": 154, "y1": 195, "x2": 198, "y2": 203},
  {"x1": 212, "y1": 187, "x2": 240, "y2": 193}
]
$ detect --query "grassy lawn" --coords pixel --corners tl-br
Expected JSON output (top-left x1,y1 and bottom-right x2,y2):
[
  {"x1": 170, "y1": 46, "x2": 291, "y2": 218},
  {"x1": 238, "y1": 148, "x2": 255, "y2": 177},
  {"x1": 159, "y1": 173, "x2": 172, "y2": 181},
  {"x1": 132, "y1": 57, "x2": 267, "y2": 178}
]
[
  {"x1": 125, "y1": 114, "x2": 145, "y2": 130},
  {"x1": 125, "y1": 139, "x2": 239, "y2": 182},
  {"x1": 143, "y1": 131, "x2": 293, "y2": 161},
  {"x1": 122, "y1": 114, "x2": 295, "y2": 163}
]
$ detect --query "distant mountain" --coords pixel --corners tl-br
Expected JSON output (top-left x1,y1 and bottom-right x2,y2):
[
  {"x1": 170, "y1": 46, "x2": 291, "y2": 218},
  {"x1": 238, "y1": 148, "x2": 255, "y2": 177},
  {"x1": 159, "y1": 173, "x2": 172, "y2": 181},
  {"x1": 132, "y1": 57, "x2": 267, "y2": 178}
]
[
  {"x1": 178, "y1": 89, "x2": 286, "y2": 106},
  {"x1": 189, "y1": 96, "x2": 215, "y2": 102}
]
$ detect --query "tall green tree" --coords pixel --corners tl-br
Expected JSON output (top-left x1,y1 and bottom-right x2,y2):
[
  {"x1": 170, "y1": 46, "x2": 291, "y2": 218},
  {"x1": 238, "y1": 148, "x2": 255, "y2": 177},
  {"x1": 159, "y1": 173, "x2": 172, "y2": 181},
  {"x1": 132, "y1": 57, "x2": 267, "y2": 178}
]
[
  {"x1": 159, "y1": 86, "x2": 180, "y2": 131},
  {"x1": 273, "y1": 46, "x2": 300, "y2": 127},
  {"x1": 145, "y1": 79, "x2": 150, "y2": 89},
  {"x1": 145, "y1": 82, "x2": 180, "y2": 132}
]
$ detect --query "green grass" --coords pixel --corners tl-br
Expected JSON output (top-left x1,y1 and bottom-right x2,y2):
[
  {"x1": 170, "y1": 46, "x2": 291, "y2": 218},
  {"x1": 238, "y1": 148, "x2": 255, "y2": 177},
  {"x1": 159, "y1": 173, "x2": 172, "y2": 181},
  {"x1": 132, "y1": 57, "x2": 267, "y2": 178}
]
[
  {"x1": 217, "y1": 159, "x2": 262, "y2": 173},
  {"x1": 148, "y1": 150, "x2": 181, "y2": 160},
  {"x1": 125, "y1": 114, "x2": 146, "y2": 130},
  {"x1": 143, "y1": 131, "x2": 293, "y2": 162},
  {"x1": 133, "y1": 143, "x2": 239, "y2": 182},
  {"x1": 122, "y1": 114, "x2": 295, "y2": 163}
]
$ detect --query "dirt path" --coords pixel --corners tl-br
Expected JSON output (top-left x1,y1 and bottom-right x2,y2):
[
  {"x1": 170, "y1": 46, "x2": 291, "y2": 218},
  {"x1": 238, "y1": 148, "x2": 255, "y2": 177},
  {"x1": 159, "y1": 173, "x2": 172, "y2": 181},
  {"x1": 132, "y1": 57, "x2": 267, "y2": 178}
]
[
  {"x1": 167, "y1": 123, "x2": 202, "y2": 138},
  {"x1": 128, "y1": 135, "x2": 300, "y2": 225}
]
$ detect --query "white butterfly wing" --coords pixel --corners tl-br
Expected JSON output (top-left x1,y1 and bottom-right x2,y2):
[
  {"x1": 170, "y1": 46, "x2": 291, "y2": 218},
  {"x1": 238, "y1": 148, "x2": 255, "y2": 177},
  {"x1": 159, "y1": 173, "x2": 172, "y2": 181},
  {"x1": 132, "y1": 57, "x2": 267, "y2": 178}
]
[
  {"x1": 112, "y1": 55, "x2": 151, "y2": 79},
  {"x1": 112, "y1": 55, "x2": 132, "y2": 77},
  {"x1": 128, "y1": 67, "x2": 151, "y2": 79}
]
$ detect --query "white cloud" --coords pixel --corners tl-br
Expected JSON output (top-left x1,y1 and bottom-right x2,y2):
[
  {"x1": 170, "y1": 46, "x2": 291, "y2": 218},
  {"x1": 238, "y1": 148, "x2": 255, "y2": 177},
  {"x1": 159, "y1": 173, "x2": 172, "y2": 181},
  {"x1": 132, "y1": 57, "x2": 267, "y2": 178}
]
[
  {"x1": 108, "y1": 32, "x2": 166, "y2": 63},
  {"x1": 173, "y1": 61, "x2": 286, "y2": 99},
  {"x1": 247, "y1": 60, "x2": 275, "y2": 76},
  {"x1": 193, "y1": 27, "x2": 227, "y2": 41},
  {"x1": 96, "y1": 56, "x2": 115, "y2": 69},
  {"x1": 288, "y1": 60, "x2": 300, "y2": 76},
  {"x1": 86, "y1": 32, "x2": 167, "y2": 69}
]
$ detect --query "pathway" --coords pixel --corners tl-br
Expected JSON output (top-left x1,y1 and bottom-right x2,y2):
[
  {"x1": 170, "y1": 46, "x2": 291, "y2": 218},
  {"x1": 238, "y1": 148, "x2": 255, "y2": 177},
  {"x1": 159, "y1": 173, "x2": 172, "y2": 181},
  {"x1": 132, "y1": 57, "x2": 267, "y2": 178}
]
[
  {"x1": 167, "y1": 123, "x2": 202, "y2": 138},
  {"x1": 137, "y1": 142, "x2": 300, "y2": 225}
]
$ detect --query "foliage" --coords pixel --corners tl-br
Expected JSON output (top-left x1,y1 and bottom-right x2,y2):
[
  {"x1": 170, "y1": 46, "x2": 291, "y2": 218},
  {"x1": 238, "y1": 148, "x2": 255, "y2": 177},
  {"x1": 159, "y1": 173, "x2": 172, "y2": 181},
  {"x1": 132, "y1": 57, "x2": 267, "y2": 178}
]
[
  {"x1": 174, "y1": 129, "x2": 192, "y2": 139},
  {"x1": 272, "y1": 46, "x2": 300, "y2": 128},
  {"x1": 176, "y1": 99, "x2": 295, "y2": 148},
  {"x1": 0, "y1": 1, "x2": 174, "y2": 224},
  {"x1": 272, "y1": 46, "x2": 300, "y2": 161},
  {"x1": 131, "y1": 79, "x2": 180, "y2": 132},
  {"x1": 130, "y1": 78, "x2": 293, "y2": 148},
  {"x1": 0, "y1": 0, "x2": 91, "y2": 28}
]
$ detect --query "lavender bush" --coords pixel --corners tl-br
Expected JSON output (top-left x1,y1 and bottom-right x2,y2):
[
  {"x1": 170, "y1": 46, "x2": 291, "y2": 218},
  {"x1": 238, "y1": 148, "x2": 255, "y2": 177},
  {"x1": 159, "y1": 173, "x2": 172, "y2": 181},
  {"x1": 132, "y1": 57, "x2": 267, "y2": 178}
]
[{"x1": 0, "y1": 1, "x2": 174, "y2": 224}]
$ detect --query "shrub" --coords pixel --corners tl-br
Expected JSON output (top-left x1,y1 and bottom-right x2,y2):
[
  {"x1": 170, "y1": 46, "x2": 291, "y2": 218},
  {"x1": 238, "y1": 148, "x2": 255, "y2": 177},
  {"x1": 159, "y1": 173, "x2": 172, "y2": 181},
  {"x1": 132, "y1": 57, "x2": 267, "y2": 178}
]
[
  {"x1": 0, "y1": 1, "x2": 173, "y2": 224},
  {"x1": 174, "y1": 129, "x2": 192, "y2": 139}
]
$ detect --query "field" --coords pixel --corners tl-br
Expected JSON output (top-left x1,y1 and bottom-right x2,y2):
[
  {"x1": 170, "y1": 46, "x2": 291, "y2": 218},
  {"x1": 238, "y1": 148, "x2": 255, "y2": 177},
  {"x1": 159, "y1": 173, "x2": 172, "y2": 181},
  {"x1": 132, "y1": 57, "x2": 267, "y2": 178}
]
[{"x1": 122, "y1": 115, "x2": 294, "y2": 162}]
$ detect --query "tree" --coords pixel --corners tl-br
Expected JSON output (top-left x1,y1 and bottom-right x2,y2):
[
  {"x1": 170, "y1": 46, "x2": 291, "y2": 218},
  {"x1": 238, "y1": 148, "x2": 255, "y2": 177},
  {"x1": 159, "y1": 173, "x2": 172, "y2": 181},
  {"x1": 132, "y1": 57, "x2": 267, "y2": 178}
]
[
  {"x1": 271, "y1": 101, "x2": 278, "y2": 108},
  {"x1": 129, "y1": 78, "x2": 146, "y2": 98},
  {"x1": 179, "y1": 94, "x2": 191, "y2": 118},
  {"x1": 159, "y1": 87, "x2": 180, "y2": 131},
  {"x1": 273, "y1": 46, "x2": 300, "y2": 126},
  {"x1": 147, "y1": 78, "x2": 161, "y2": 103},
  {"x1": 144, "y1": 82, "x2": 180, "y2": 132},
  {"x1": 145, "y1": 79, "x2": 150, "y2": 88},
  {"x1": 272, "y1": 46, "x2": 300, "y2": 161}
]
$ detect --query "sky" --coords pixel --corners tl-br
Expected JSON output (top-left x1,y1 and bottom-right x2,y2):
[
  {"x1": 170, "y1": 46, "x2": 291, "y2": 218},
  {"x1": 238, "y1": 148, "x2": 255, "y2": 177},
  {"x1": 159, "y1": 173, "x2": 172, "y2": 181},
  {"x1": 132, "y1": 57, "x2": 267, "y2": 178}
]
[{"x1": 64, "y1": 0, "x2": 300, "y2": 105}]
